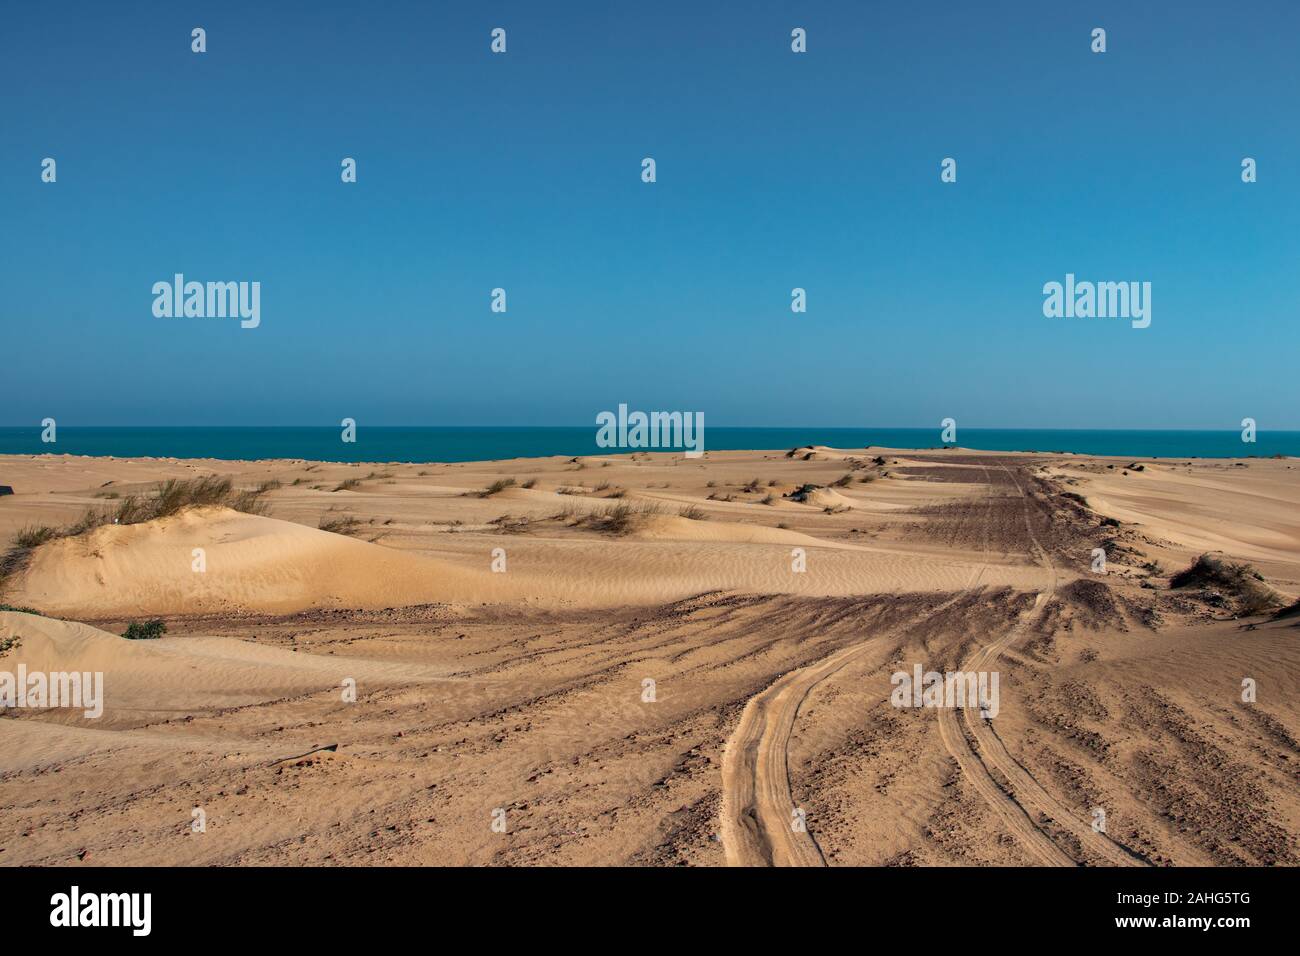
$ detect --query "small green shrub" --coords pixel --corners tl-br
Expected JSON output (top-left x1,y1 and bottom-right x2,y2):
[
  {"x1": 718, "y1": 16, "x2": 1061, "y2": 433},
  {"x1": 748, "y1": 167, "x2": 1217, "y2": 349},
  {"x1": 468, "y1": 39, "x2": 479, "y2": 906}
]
[
  {"x1": 0, "y1": 603, "x2": 43, "y2": 616},
  {"x1": 123, "y1": 619, "x2": 167, "y2": 640}
]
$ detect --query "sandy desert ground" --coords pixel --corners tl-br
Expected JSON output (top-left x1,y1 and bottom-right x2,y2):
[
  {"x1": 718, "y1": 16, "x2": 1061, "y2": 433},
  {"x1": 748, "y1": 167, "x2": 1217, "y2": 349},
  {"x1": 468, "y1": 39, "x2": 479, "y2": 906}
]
[{"x1": 1, "y1": 446, "x2": 1298, "y2": 866}]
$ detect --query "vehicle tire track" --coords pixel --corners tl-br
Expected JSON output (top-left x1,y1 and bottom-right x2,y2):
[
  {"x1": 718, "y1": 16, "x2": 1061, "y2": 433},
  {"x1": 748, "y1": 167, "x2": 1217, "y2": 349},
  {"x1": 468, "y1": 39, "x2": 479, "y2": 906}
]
[
  {"x1": 720, "y1": 637, "x2": 885, "y2": 866},
  {"x1": 933, "y1": 463, "x2": 1073, "y2": 864},
  {"x1": 937, "y1": 464, "x2": 1145, "y2": 867},
  {"x1": 719, "y1": 469, "x2": 998, "y2": 867}
]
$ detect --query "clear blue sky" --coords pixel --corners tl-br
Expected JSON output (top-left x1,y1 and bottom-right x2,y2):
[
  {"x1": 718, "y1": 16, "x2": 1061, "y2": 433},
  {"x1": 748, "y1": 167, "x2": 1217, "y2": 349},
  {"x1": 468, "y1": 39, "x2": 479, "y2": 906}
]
[{"x1": 2, "y1": 0, "x2": 1297, "y2": 428}]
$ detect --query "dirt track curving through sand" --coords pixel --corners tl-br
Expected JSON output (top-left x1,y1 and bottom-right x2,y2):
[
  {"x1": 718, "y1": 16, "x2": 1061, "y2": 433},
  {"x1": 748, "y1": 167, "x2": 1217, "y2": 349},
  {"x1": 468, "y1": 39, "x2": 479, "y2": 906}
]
[
  {"x1": 934, "y1": 465, "x2": 1146, "y2": 867},
  {"x1": 930, "y1": 464, "x2": 1073, "y2": 865},
  {"x1": 721, "y1": 463, "x2": 1148, "y2": 867},
  {"x1": 720, "y1": 467, "x2": 998, "y2": 867},
  {"x1": 719, "y1": 639, "x2": 872, "y2": 866},
  {"x1": 720, "y1": 590, "x2": 984, "y2": 866}
]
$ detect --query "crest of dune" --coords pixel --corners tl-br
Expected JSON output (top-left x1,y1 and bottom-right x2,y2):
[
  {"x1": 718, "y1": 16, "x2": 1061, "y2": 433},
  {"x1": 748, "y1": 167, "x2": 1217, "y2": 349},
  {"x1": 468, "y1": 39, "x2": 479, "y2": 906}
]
[{"x1": 7, "y1": 506, "x2": 497, "y2": 617}]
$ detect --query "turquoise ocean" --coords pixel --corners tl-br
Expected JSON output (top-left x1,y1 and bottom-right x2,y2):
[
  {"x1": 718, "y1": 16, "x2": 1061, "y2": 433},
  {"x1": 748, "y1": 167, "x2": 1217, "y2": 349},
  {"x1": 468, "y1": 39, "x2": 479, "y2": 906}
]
[{"x1": 0, "y1": 427, "x2": 1296, "y2": 464}]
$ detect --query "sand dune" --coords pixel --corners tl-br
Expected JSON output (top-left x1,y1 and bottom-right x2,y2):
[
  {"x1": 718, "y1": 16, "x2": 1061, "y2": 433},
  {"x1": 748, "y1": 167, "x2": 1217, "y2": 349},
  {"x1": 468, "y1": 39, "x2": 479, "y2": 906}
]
[
  {"x1": 5, "y1": 477, "x2": 1039, "y2": 615},
  {"x1": 802, "y1": 488, "x2": 860, "y2": 511},
  {"x1": 1050, "y1": 458, "x2": 1300, "y2": 589},
  {"x1": 0, "y1": 610, "x2": 449, "y2": 735},
  {"x1": 8, "y1": 506, "x2": 498, "y2": 616}
]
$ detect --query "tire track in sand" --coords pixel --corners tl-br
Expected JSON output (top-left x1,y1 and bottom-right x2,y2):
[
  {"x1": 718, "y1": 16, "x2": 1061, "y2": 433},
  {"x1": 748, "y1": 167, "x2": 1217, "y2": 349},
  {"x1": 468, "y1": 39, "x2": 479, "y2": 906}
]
[
  {"x1": 934, "y1": 464, "x2": 1145, "y2": 867},
  {"x1": 719, "y1": 637, "x2": 883, "y2": 866},
  {"x1": 720, "y1": 469, "x2": 998, "y2": 867},
  {"x1": 721, "y1": 462, "x2": 1146, "y2": 866}
]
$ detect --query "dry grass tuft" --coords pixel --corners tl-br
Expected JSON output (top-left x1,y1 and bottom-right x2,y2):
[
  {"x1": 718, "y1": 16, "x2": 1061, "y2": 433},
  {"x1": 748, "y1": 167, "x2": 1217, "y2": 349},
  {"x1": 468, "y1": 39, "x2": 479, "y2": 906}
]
[
  {"x1": 476, "y1": 478, "x2": 517, "y2": 498},
  {"x1": 2, "y1": 477, "x2": 272, "y2": 591},
  {"x1": 1170, "y1": 553, "x2": 1282, "y2": 615}
]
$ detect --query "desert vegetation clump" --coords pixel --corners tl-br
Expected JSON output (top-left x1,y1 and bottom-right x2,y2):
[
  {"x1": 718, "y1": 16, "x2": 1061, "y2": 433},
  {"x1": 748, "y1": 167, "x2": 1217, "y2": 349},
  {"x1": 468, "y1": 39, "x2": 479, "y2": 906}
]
[
  {"x1": 567, "y1": 501, "x2": 664, "y2": 535},
  {"x1": 318, "y1": 513, "x2": 364, "y2": 536},
  {"x1": 123, "y1": 619, "x2": 167, "y2": 641},
  {"x1": 785, "y1": 484, "x2": 821, "y2": 503},
  {"x1": 0, "y1": 603, "x2": 42, "y2": 616},
  {"x1": 475, "y1": 478, "x2": 517, "y2": 498},
  {"x1": 12, "y1": 525, "x2": 59, "y2": 549},
  {"x1": 1170, "y1": 553, "x2": 1282, "y2": 616},
  {"x1": 113, "y1": 477, "x2": 270, "y2": 522},
  {"x1": 1, "y1": 478, "x2": 273, "y2": 591}
]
